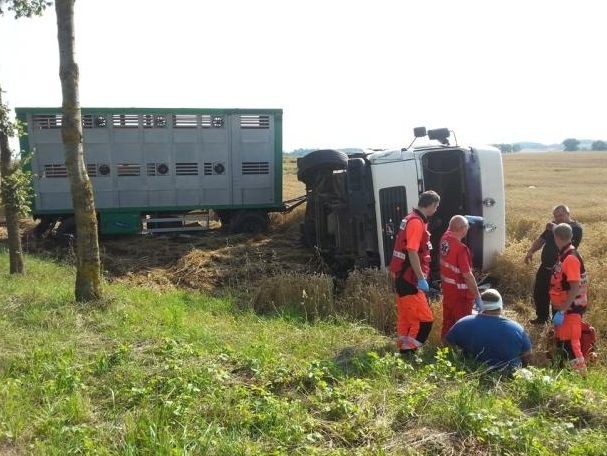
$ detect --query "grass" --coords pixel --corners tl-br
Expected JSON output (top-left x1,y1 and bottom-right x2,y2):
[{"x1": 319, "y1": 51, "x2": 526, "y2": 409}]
[
  {"x1": 2, "y1": 151, "x2": 607, "y2": 454},
  {"x1": 3, "y1": 253, "x2": 607, "y2": 454}
]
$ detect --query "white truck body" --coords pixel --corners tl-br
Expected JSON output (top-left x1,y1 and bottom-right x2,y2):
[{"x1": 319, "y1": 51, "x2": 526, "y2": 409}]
[{"x1": 297, "y1": 133, "x2": 505, "y2": 278}]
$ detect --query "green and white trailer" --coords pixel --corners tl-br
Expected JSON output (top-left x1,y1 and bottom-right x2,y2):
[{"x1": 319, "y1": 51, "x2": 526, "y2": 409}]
[{"x1": 16, "y1": 107, "x2": 288, "y2": 235}]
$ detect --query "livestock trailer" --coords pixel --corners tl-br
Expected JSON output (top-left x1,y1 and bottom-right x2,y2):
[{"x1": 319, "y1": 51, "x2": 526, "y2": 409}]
[{"x1": 16, "y1": 107, "x2": 283, "y2": 235}]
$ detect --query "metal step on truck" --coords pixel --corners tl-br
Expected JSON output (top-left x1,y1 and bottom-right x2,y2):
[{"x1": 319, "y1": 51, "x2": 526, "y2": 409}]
[
  {"x1": 296, "y1": 127, "x2": 506, "y2": 280},
  {"x1": 17, "y1": 107, "x2": 304, "y2": 236}
]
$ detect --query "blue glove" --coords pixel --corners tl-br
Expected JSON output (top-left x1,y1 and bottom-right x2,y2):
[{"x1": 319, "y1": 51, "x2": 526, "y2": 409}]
[
  {"x1": 552, "y1": 311, "x2": 565, "y2": 327},
  {"x1": 474, "y1": 296, "x2": 483, "y2": 312},
  {"x1": 417, "y1": 278, "x2": 429, "y2": 292}
]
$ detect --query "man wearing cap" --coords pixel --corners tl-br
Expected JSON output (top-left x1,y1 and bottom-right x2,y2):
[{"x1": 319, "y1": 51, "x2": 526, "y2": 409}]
[{"x1": 445, "y1": 289, "x2": 532, "y2": 372}]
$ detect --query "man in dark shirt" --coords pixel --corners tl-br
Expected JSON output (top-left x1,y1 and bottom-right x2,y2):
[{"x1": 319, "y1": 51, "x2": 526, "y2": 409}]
[{"x1": 524, "y1": 205, "x2": 583, "y2": 324}]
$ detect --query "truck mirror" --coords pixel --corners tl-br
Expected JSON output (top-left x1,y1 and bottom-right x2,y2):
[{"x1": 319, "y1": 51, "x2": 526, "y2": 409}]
[
  {"x1": 413, "y1": 127, "x2": 427, "y2": 138},
  {"x1": 428, "y1": 128, "x2": 450, "y2": 144}
]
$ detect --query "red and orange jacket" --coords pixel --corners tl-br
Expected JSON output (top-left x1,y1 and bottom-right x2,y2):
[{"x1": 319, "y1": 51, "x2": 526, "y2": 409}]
[
  {"x1": 389, "y1": 209, "x2": 431, "y2": 286},
  {"x1": 550, "y1": 244, "x2": 588, "y2": 311},
  {"x1": 439, "y1": 230, "x2": 475, "y2": 301}
]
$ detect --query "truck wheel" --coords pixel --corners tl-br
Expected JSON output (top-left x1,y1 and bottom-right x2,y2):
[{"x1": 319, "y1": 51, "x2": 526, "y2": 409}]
[
  {"x1": 297, "y1": 149, "x2": 348, "y2": 185},
  {"x1": 229, "y1": 211, "x2": 269, "y2": 234}
]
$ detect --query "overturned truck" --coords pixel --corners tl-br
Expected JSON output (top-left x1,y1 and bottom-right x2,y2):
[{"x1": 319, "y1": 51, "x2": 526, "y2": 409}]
[{"x1": 297, "y1": 127, "x2": 505, "y2": 279}]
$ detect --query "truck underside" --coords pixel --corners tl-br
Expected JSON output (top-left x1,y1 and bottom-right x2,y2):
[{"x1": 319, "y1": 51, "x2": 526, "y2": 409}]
[{"x1": 298, "y1": 147, "x2": 484, "y2": 280}]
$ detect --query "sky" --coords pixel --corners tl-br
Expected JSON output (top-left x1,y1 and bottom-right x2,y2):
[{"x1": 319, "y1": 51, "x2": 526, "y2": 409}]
[{"x1": 1, "y1": 0, "x2": 605, "y2": 151}]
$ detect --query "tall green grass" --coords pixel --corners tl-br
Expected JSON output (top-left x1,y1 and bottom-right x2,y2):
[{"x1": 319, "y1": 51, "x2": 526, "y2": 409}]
[{"x1": 2, "y1": 252, "x2": 607, "y2": 454}]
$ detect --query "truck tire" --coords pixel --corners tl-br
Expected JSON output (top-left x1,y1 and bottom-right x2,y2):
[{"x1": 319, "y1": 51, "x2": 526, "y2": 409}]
[
  {"x1": 297, "y1": 149, "x2": 348, "y2": 185},
  {"x1": 229, "y1": 211, "x2": 270, "y2": 234}
]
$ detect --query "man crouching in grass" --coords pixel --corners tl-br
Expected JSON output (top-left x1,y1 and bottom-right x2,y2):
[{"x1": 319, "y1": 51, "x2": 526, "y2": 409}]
[{"x1": 445, "y1": 289, "x2": 532, "y2": 374}]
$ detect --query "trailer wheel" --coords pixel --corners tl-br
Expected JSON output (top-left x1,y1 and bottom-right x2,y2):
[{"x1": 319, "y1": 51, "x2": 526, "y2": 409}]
[
  {"x1": 56, "y1": 216, "x2": 76, "y2": 237},
  {"x1": 229, "y1": 211, "x2": 269, "y2": 234},
  {"x1": 32, "y1": 216, "x2": 58, "y2": 238},
  {"x1": 297, "y1": 149, "x2": 348, "y2": 185}
]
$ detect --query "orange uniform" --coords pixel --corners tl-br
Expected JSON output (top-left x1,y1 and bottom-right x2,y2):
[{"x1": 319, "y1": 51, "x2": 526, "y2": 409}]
[
  {"x1": 389, "y1": 209, "x2": 434, "y2": 351},
  {"x1": 439, "y1": 230, "x2": 475, "y2": 339},
  {"x1": 550, "y1": 244, "x2": 589, "y2": 369}
]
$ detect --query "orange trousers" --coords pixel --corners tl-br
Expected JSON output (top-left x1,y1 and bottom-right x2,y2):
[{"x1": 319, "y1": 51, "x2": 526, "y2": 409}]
[
  {"x1": 555, "y1": 313, "x2": 586, "y2": 369},
  {"x1": 395, "y1": 290, "x2": 434, "y2": 350}
]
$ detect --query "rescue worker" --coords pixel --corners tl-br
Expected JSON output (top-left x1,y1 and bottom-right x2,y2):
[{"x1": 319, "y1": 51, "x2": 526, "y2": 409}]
[
  {"x1": 439, "y1": 215, "x2": 483, "y2": 340},
  {"x1": 550, "y1": 223, "x2": 589, "y2": 373},
  {"x1": 524, "y1": 204, "x2": 582, "y2": 324},
  {"x1": 389, "y1": 190, "x2": 440, "y2": 355},
  {"x1": 445, "y1": 288, "x2": 532, "y2": 373}
]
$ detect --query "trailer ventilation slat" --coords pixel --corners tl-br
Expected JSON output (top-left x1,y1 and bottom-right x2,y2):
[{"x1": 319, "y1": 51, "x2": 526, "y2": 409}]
[
  {"x1": 142, "y1": 114, "x2": 167, "y2": 128},
  {"x1": 173, "y1": 114, "x2": 197, "y2": 128},
  {"x1": 241, "y1": 161, "x2": 269, "y2": 175},
  {"x1": 112, "y1": 114, "x2": 139, "y2": 128},
  {"x1": 203, "y1": 163, "x2": 213, "y2": 176},
  {"x1": 240, "y1": 115, "x2": 269, "y2": 129},
  {"x1": 43, "y1": 164, "x2": 68, "y2": 178},
  {"x1": 201, "y1": 115, "x2": 212, "y2": 128},
  {"x1": 176, "y1": 162, "x2": 198, "y2": 176},
  {"x1": 117, "y1": 164, "x2": 141, "y2": 176},
  {"x1": 86, "y1": 163, "x2": 97, "y2": 177},
  {"x1": 33, "y1": 114, "x2": 62, "y2": 129}
]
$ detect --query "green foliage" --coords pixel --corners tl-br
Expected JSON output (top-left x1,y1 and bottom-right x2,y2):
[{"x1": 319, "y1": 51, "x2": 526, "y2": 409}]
[
  {"x1": 3, "y1": 254, "x2": 607, "y2": 454},
  {"x1": 563, "y1": 138, "x2": 580, "y2": 151},
  {"x1": 591, "y1": 140, "x2": 607, "y2": 151},
  {"x1": 0, "y1": 0, "x2": 51, "y2": 18},
  {"x1": 493, "y1": 143, "x2": 522, "y2": 154},
  {"x1": 0, "y1": 160, "x2": 33, "y2": 216}
]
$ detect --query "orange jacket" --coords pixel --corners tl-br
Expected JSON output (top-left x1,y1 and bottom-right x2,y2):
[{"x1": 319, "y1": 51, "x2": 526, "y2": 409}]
[
  {"x1": 550, "y1": 244, "x2": 588, "y2": 310},
  {"x1": 389, "y1": 209, "x2": 431, "y2": 286}
]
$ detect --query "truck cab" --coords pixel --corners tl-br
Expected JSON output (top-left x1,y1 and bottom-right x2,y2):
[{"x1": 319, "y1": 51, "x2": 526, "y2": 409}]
[{"x1": 297, "y1": 128, "x2": 505, "y2": 279}]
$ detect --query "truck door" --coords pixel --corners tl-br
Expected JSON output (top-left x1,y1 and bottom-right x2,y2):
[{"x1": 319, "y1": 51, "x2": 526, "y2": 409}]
[{"x1": 370, "y1": 157, "x2": 420, "y2": 267}]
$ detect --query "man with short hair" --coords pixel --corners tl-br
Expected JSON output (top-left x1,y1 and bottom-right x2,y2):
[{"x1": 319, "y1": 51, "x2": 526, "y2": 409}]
[
  {"x1": 445, "y1": 289, "x2": 532, "y2": 372},
  {"x1": 439, "y1": 215, "x2": 482, "y2": 339},
  {"x1": 550, "y1": 223, "x2": 589, "y2": 372},
  {"x1": 524, "y1": 204, "x2": 582, "y2": 324},
  {"x1": 389, "y1": 190, "x2": 440, "y2": 355}
]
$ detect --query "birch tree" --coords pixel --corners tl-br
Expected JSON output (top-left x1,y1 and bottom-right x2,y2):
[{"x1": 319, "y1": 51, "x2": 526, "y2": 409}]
[{"x1": 55, "y1": 0, "x2": 102, "y2": 301}]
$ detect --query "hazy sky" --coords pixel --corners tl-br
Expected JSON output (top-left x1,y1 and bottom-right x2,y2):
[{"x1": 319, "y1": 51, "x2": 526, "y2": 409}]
[{"x1": 1, "y1": 0, "x2": 604, "y2": 151}]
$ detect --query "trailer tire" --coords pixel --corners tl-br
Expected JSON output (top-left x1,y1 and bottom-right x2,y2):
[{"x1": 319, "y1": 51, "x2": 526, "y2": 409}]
[
  {"x1": 297, "y1": 149, "x2": 348, "y2": 185},
  {"x1": 229, "y1": 211, "x2": 269, "y2": 234},
  {"x1": 56, "y1": 216, "x2": 76, "y2": 237}
]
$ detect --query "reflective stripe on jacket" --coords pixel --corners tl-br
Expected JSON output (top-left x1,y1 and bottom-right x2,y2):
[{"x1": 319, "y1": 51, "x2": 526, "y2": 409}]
[
  {"x1": 389, "y1": 209, "x2": 431, "y2": 286},
  {"x1": 439, "y1": 230, "x2": 474, "y2": 300},
  {"x1": 550, "y1": 244, "x2": 588, "y2": 309}
]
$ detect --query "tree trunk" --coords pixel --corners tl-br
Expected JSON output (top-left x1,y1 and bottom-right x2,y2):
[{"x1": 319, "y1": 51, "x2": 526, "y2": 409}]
[
  {"x1": 55, "y1": 0, "x2": 102, "y2": 301},
  {"x1": 0, "y1": 86, "x2": 25, "y2": 274}
]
